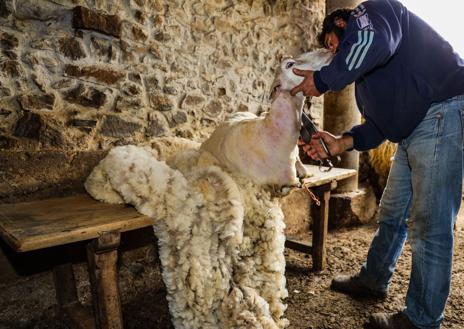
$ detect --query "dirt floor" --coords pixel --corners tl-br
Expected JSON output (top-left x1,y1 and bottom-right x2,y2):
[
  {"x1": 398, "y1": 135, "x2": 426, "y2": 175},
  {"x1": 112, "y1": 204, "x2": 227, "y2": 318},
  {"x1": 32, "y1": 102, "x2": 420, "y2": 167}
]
[{"x1": 1, "y1": 211, "x2": 464, "y2": 329}]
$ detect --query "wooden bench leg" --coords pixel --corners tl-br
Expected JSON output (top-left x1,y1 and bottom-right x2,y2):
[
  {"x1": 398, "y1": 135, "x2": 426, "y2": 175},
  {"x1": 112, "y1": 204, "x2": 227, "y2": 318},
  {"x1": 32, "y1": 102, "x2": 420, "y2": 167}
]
[
  {"x1": 311, "y1": 184, "x2": 332, "y2": 272},
  {"x1": 54, "y1": 263, "x2": 79, "y2": 307},
  {"x1": 87, "y1": 231, "x2": 123, "y2": 329},
  {"x1": 53, "y1": 263, "x2": 96, "y2": 329}
]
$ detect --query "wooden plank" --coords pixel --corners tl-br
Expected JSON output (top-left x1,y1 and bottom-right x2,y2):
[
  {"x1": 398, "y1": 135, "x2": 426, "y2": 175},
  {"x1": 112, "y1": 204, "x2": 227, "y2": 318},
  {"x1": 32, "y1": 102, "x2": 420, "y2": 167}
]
[
  {"x1": 0, "y1": 194, "x2": 153, "y2": 252},
  {"x1": 285, "y1": 238, "x2": 312, "y2": 254},
  {"x1": 302, "y1": 165, "x2": 357, "y2": 188}
]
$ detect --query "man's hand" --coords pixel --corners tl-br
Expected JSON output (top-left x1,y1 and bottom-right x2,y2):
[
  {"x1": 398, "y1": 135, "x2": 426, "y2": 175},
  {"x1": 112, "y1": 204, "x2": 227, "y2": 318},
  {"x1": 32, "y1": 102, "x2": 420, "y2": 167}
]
[
  {"x1": 290, "y1": 69, "x2": 321, "y2": 97},
  {"x1": 299, "y1": 132, "x2": 353, "y2": 160}
]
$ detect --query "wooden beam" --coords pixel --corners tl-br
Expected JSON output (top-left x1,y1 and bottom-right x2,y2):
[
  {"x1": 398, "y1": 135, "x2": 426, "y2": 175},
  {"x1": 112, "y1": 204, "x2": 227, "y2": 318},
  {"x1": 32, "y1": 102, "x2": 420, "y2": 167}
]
[{"x1": 285, "y1": 239, "x2": 313, "y2": 254}]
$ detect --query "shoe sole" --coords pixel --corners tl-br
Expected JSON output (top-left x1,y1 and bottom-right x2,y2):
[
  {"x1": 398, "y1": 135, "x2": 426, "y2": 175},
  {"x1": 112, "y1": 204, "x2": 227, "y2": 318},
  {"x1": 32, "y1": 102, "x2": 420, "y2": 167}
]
[{"x1": 330, "y1": 283, "x2": 387, "y2": 300}]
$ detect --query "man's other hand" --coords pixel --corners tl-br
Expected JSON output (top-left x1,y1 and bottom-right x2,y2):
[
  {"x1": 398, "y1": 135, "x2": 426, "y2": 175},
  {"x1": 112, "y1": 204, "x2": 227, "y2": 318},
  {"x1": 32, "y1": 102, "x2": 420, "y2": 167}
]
[{"x1": 290, "y1": 69, "x2": 321, "y2": 97}]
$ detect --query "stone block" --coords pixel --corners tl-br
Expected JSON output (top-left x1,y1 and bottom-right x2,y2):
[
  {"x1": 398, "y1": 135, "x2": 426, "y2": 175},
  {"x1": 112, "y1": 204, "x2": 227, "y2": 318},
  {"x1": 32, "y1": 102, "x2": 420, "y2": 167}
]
[
  {"x1": 0, "y1": 0, "x2": 11, "y2": 17},
  {"x1": 121, "y1": 82, "x2": 142, "y2": 96},
  {"x1": 13, "y1": 111, "x2": 42, "y2": 140},
  {"x1": 63, "y1": 84, "x2": 106, "y2": 109},
  {"x1": 328, "y1": 184, "x2": 378, "y2": 229},
  {"x1": 64, "y1": 64, "x2": 124, "y2": 84},
  {"x1": 144, "y1": 75, "x2": 159, "y2": 91},
  {"x1": 0, "y1": 32, "x2": 18, "y2": 49},
  {"x1": 1, "y1": 60, "x2": 24, "y2": 78},
  {"x1": 132, "y1": 25, "x2": 147, "y2": 42},
  {"x1": 204, "y1": 100, "x2": 223, "y2": 117},
  {"x1": 0, "y1": 87, "x2": 11, "y2": 97},
  {"x1": 100, "y1": 115, "x2": 141, "y2": 137},
  {"x1": 145, "y1": 117, "x2": 168, "y2": 137},
  {"x1": 149, "y1": 94, "x2": 174, "y2": 112},
  {"x1": 18, "y1": 93, "x2": 55, "y2": 111},
  {"x1": 153, "y1": 31, "x2": 170, "y2": 42},
  {"x1": 58, "y1": 37, "x2": 86, "y2": 60},
  {"x1": 168, "y1": 111, "x2": 187, "y2": 128},
  {"x1": 72, "y1": 6, "x2": 121, "y2": 38},
  {"x1": 13, "y1": 0, "x2": 61, "y2": 20},
  {"x1": 181, "y1": 94, "x2": 205, "y2": 108},
  {"x1": 68, "y1": 119, "x2": 97, "y2": 127},
  {"x1": 133, "y1": 9, "x2": 146, "y2": 24},
  {"x1": 90, "y1": 36, "x2": 113, "y2": 60}
]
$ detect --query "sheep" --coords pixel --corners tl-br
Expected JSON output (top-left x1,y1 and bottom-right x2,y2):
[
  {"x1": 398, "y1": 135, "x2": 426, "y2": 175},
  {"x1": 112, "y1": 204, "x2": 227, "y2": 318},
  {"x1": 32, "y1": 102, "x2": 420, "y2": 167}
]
[
  {"x1": 85, "y1": 142, "x2": 287, "y2": 329},
  {"x1": 271, "y1": 49, "x2": 333, "y2": 94},
  {"x1": 200, "y1": 90, "x2": 307, "y2": 186},
  {"x1": 85, "y1": 49, "x2": 333, "y2": 329}
]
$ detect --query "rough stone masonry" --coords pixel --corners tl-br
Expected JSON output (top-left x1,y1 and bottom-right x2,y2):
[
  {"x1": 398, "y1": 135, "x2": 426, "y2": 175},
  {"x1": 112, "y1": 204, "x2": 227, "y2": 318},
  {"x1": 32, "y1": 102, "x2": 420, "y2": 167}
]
[{"x1": 0, "y1": 0, "x2": 325, "y2": 202}]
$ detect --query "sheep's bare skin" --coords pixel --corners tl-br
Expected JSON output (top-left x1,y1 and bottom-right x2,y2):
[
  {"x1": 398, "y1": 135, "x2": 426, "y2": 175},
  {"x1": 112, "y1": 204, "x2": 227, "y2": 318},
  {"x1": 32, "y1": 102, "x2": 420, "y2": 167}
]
[{"x1": 201, "y1": 90, "x2": 307, "y2": 187}]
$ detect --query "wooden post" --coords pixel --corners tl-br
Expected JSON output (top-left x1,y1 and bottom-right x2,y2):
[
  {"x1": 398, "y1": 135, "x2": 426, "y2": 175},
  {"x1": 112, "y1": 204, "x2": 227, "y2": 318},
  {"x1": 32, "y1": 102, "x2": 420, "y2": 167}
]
[
  {"x1": 311, "y1": 181, "x2": 337, "y2": 271},
  {"x1": 87, "y1": 231, "x2": 123, "y2": 329}
]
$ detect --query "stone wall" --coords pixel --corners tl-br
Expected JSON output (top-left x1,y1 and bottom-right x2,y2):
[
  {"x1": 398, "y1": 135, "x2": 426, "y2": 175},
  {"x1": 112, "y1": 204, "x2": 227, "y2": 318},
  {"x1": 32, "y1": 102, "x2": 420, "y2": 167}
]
[{"x1": 0, "y1": 0, "x2": 325, "y2": 201}]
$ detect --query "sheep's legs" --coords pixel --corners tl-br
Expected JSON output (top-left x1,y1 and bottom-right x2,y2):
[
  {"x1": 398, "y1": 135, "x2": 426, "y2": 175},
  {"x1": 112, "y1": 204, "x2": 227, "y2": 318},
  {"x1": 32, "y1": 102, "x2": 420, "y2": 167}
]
[{"x1": 295, "y1": 156, "x2": 312, "y2": 179}]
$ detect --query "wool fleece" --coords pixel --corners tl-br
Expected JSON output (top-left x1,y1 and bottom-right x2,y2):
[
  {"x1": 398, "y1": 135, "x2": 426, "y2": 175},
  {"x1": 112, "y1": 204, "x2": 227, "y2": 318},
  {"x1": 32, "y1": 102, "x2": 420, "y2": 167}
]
[{"x1": 85, "y1": 138, "x2": 288, "y2": 329}]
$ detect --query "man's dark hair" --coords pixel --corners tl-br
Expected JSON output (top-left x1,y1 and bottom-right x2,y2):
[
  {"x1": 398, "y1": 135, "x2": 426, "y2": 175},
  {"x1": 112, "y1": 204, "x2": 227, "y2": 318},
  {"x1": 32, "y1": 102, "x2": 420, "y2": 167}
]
[{"x1": 318, "y1": 8, "x2": 352, "y2": 48}]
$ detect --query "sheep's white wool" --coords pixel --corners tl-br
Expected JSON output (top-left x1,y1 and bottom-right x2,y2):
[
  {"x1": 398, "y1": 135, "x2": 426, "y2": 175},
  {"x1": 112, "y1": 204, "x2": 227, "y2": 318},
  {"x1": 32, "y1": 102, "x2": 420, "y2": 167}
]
[{"x1": 85, "y1": 139, "x2": 288, "y2": 329}]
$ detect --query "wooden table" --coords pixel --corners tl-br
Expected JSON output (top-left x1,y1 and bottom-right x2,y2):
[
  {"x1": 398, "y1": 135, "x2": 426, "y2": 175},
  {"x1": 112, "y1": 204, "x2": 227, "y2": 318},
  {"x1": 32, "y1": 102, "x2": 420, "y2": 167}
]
[
  {"x1": 0, "y1": 195, "x2": 154, "y2": 329},
  {"x1": 0, "y1": 165, "x2": 356, "y2": 327},
  {"x1": 285, "y1": 165, "x2": 357, "y2": 271}
]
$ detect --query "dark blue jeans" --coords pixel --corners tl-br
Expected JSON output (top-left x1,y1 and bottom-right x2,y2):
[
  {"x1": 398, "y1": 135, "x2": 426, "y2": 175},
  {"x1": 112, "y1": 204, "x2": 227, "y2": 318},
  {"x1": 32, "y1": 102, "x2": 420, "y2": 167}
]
[{"x1": 359, "y1": 95, "x2": 464, "y2": 328}]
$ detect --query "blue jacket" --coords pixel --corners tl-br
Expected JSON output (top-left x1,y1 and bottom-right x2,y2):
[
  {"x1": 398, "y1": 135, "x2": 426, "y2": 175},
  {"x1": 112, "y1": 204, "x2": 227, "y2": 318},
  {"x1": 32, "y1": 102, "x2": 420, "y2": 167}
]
[{"x1": 313, "y1": 0, "x2": 464, "y2": 151}]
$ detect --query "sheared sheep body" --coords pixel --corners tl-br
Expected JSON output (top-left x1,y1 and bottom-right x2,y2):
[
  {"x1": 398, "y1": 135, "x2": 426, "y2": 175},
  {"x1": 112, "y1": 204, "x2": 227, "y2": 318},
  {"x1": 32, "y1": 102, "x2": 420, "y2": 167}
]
[{"x1": 200, "y1": 91, "x2": 306, "y2": 186}]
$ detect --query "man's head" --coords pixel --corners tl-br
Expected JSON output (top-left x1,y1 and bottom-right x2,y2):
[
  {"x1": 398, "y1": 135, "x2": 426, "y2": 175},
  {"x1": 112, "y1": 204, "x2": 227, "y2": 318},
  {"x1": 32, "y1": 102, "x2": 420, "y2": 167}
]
[{"x1": 318, "y1": 8, "x2": 352, "y2": 53}]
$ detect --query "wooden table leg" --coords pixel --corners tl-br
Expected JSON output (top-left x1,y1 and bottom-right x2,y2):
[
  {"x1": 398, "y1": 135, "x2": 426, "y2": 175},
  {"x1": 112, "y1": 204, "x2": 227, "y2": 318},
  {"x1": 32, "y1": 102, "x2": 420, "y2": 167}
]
[
  {"x1": 87, "y1": 231, "x2": 123, "y2": 329},
  {"x1": 311, "y1": 181, "x2": 336, "y2": 272},
  {"x1": 53, "y1": 263, "x2": 96, "y2": 329}
]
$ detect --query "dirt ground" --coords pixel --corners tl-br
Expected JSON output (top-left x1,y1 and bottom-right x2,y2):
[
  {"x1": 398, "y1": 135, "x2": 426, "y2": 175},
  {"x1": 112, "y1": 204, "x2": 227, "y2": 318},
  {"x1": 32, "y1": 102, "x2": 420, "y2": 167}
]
[{"x1": 1, "y1": 210, "x2": 464, "y2": 329}]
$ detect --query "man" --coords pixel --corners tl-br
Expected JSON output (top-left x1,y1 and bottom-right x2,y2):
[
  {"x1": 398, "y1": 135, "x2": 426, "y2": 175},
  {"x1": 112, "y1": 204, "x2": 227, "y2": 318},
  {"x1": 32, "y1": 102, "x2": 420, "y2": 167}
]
[{"x1": 290, "y1": 1, "x2": 464, "y2": 329}]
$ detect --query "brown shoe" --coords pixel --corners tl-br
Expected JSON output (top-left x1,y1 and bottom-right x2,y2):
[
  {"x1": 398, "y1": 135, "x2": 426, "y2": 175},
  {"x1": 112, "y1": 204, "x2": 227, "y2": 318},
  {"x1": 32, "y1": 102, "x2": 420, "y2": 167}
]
[
  {"x1": 365, "y1": 311, "x2": 419, "y2": 329},
  {"x1": 330, "y1": 274, "x2": 387, "y2": 299}
]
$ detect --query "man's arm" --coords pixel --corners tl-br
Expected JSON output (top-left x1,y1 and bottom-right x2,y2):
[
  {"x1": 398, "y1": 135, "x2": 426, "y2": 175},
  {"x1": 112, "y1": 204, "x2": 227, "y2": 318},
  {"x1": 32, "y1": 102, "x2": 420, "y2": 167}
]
[
  {"x1": 344, "y1": 117, "x2": 385, "y2": 151},
  {"x1": 302, "y1": 117, "x2": 384, "y2": 159}
]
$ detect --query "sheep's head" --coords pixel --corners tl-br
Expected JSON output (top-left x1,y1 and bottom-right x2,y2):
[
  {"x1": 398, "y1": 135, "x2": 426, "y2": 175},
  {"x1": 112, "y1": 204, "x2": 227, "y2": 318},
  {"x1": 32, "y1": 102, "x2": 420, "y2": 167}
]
[{"x1": 270, "y1": 49, "x2": 334, "y2": 100}]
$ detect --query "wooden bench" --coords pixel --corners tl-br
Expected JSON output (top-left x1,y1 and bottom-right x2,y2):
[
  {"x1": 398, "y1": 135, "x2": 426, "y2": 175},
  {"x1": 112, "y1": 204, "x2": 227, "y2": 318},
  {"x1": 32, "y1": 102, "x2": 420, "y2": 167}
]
[
  {"x1": 0, "y1": 194, "x2": 153, "y2": 329},
  {"x1": 285, "y1": 165, "x2": 357, "y2": 271},
  {"x1": 0, "y1": 165, "x2": 356, "y2": 328}
]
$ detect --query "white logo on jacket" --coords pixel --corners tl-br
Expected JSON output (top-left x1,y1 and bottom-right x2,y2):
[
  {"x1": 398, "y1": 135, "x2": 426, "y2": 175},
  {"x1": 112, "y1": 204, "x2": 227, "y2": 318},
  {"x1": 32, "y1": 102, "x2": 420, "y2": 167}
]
[{"x1": 357, "y1": 13, "x2": 373, "y2": 30}]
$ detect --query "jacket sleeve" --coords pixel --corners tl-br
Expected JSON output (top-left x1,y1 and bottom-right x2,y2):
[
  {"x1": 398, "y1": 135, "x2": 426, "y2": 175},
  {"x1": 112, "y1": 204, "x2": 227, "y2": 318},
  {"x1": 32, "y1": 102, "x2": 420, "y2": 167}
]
[
  {"x1": 314, "y1": 2, "x2": 403, "y2": 93},
  {"x1": 344, "y1": 117, "x2": 385, "y2": 151}
]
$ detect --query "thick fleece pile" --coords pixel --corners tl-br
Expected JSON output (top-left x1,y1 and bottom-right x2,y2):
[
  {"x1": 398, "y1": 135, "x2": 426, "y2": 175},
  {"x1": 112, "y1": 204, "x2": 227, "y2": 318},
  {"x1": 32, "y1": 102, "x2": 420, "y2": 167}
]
[{"x1": 85, "y1": 140, "x2": 288, "y2": 329}]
